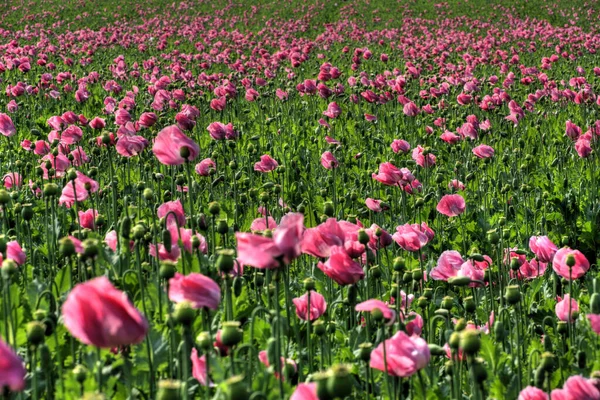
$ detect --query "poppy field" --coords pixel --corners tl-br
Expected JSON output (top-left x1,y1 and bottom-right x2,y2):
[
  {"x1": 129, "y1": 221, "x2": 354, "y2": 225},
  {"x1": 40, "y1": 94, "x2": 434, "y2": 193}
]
[{"x1": 3, "y1": 0, "x2": 600, "y2": 399}]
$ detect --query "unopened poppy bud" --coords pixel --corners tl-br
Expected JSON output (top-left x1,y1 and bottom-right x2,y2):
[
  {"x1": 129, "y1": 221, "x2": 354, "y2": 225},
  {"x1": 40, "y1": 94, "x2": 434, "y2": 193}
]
[
  {"x1": 254, "y1": 273, "x2": 264, "y2": 287},
  {"x1": 197, "y1": 213, "x2": 208, "y2": 231},
  {"x1": 448, "y1": 276, "x2": 471, "y2": 287},
  {"x1": 314, "y1": 371, "x2": 333, "y2": 400},
  {"x1": 208, "y1": 201, "x2": 220, "y2": 215},
  {"x1": 393, "y1": 257, "x2": 405, "y2": 272},
  {"x1": 191, "y1": 235, "x2": 200, "y2": 249},
  {"x1": 159, "y1": 262, "x2": 177, "y2": 280},
  {"x1": 95, "y1": 215, "x2": 105, "y2": 227},
  {"x1": 357, "y1": 229, "x2": 370, "y2": 245},
  {"x1": 173, "y1": 302, "x2": 195, "y2": 326},
  {"x1": 417, "y1": 296, "x2": 428, "y2": 308},
  {"x1": 224, "y1": 375, "x2": 249, "y2": 400},
  {"x1": 502, "y1": 229, "x2": 510, "y2": 240},
  {"x1": 449, "y1": 332, "x2": 460, "y2": 349},
  {"x1": 220, "y1": 321, "x2": 243, "y2": 347},
  {"x1": 347, "y1": 285, "x2": 357, "y2": 303},
  {"x1": 216, "y1": 219, "x2": 229, "y2": 235},
  {"x1": 591, "y1": 293, "x2": 600, "y2": 314},
  {"x1": 428, "y1": 344, "x2": 445, "y2": 356},
  {"x1": 402, "y1": 272, "x2": 412, "y2": 283},
  {"x1": 460, "y1": 330, "x2": 481, "y2": 355},
  {"x1": 415, "y1": 198, "x2": 424, "y2": 208},
  {"x1": 505, "y1": 285, "x2": 521, "y2": 305},
  {"x1": 120, "y1": 217, "x2": 131, "y2": 239},
  {"x1": 444, "y1": 360, "x2": 454, "y2": 376},
  {"x1": 327, "y1": 364, "x2": 353, "y2": 398},
  {"x1": 216, "y1": 249, "x2": 235, "y2": 274},
  {"x1": 27, "y1": 321, "x2": 46, "y2": 345},
  {"x1": 454, "y1": 318, "x2": 467, "y2": 332},
  {"x1": 323, "y1": 201, "x2": 334, "y2": 217},
  {"x1": 157, "y1": 380, "x2": 181, "y2": 400},
  {"x1": 196, "y1": 332, "x2": 212, "y2": 351},
  {"x1": 73, "y1": 365, "x2": 88, "y2": 384},
  {"x1": 161, "y1": 229, "x2": 172, "y2": 251},
  {"x1": 561, "y1": 236, "x2": 569, "y2": 246},
  {"x1": 441, "y1": 296, "x2": 454, "y2": 310},
  {"x1": 314, "y1": 320, "x2": 326, "y2": 336}
]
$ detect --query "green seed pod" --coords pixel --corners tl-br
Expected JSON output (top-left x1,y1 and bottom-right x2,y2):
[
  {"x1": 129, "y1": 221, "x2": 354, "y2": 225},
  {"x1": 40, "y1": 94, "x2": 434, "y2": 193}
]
[
  {"x1": 157, "y1": 380, "x2": 181, "y2": 400},
  {"x1": 27, "y1": 321, "x2": 46, "y2": 346},
  {"x1": 159, "y1": 262, "x2": 177, "y2": 280},
  {"x1": 73, "y1": 365, "x2": 88, "y2": 384},
  {"x1": 327, "y1": 364, "x2": 353, "y2": 398},
  {"x1": 358, "y1": 342, "x2": 372, "y2": 362},
  {"x1": 224, "y1": 375, "x2": 249, "y2": 400},
  {"x1": 233, "y1": 277, "x2": 243, "y2": 297},
  {"x1": 173, "y1": 302, "x2": 196, "y2": 326},
  {"x1": 216, "y1": 249, "x2": 235, "y2": 274},
  {"x1": 220, "y1": 322, "x2": 243, "y2": 347},
  {"x1": 323, "y1": 201, "x2": 335, "y2": 217},
  {"x1": 120, "y1": 217, "x2": 131, "y2": 239},
  {"x1": 347, "y1": 285, "x2": 357, "y2": 304},
  {"x1": 504, "y1": 285, "x2": 521, "y2": 305},
  {"x1": 162, "y1": 229, "x2": 172, "y2": 251},
  {"x1": 459, "y1": 330, "x2": 481, "y2": 355}
]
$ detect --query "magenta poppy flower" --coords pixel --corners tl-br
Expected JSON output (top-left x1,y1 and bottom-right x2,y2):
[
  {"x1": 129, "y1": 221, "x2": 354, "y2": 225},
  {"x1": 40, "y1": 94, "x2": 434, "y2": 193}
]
[
  {"x1": 301, "y1": 218, "x2": 345, "y2": 258},
  {"x1": 555, "y1": 295, "x2": 579, "y2": 322},
  {"x1": 372, "y1": 162, "x2": 404, "y2": 186},
  {"x1": 168, "y1": 272, "x2": 221, "y2": 310},
  {"x1": 365, "y1": 198, "x2": 388, "y2": 212},
  {"x1": 588, "y1": 314, "x2": 600, "y2": 335},
  {"x1": 392, "y1": 223, "x2": 434, "y2": 252},
  {"x1": 272, "y1": 213, "x2": 304, "y2": 263},
  {"x1": 518, "y1": 386, "x2": 548, "y2": 400},
  {"x1": 207, "y1": 121, "x2": 237, "y2": 140},
  {"x1": 0, "y1": 113, "x2": 16, "y2": 136},
  {"x1": 436, "y1": 194, "x2": 466, "y2": 217},
  {"x1": 355, "y1": 299, "x2": 396, "y2": 323},
  {"x1": 440, "y1": 130, "x2": 461, "y2": 144},
  {"x1": 323, "y1": 102, "x2": 341, "y2": 118},
  {"x1": 576, "y1": 138, "x2": 592, "y2": 158},
  {"x1": 152, "y1": 125, "x2": 199, "y2": 165},
  {"x1": 78, "y1": 209, "x2": 98, "y2": 230},
  {"x1": 3, "y1": 172, "x2": 21, "y2": 189},
  {"x1": 529, "y1": 236, "x2": 558, "y2": 263},
  {"x1": 293, "y1": 291, "x2": 327, "y2": 321},
  {"x1": 291, "y1": 383, "x2": 317, "y2": 400},
  {"x1": 195, "y1": 158, "x2": 216, "y2": 177},
  {"x1": 89, "y1": 117, "x2": 106, "y2": 130},
  {"x1": 317, "y1": 246, "x2": 364, "y2": 286},
  {"x1": 0, "y1": 337, "x2": 26, "y2": 393},
  {"x1": 551, "y1": 375, "x2": 599, "y2": 400},
  {"x1": 370, "y1": 330, "x2": 430, "y2": 377},
  {"x1": 412, "y1": 145, "x2": 436, "y2": 168},
  {"x1": 157, "y1": 199, "x2": 186, "y2": 227},
  {"x1": 320, "y1": 151, "x2": 339, "y2": 169},
  {"x1": 391, "y1": 139, "x2": 410, "y2": 154},
  {"x1": 191, "y1": 348, "x2": 213, "y2": 387},
  {"x1": 254, "y1": 154, "x2": 279, "y2": 172},
  {"x1": 138, "y1": 112, "x2": 158, "y2": 128},
  {"x1": 430, "y1": 250, "x2": 464, "y2": 281},
  {"x1": 258, "y1": 351, "x2": 297, "y2": 381},
  {"x1": 250, "y1": 216, "x2": 278, "y2": 232},
  {"x1": 116, "y1": 135, "x2": 148, "y2": 157},
  {"x1": 472, "y1": 144, "x2": 494, "y2": 159},
  {"x1": 552, "y1": 247, "x2": 590, "y2": 280},
  {"x1": 62, "y1": 277, "x2": 148, "y2": 348},
  {"x1": 403, "y1": 101, "x2": 419, "y2": 117}
]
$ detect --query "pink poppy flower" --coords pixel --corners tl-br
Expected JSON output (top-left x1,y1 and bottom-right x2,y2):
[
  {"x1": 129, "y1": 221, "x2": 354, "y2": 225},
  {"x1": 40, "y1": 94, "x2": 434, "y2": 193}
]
[
  {"x1": 254, "y1": 155, "x2": 279, "y2": 173},
  {"x1": 552, "y1": 247, "x2": 590, "y2": 280},
  {"x1": 317, "y1": 246, "x2": 364, "y2": 285},
  {"x1": 195, "y1": 158, "x2": 216, "y2": 177},
  {"x1": 78, "y1": 209, "x2": 98, "y2": 230},
  {"x1": 168, "y1": 273, "x2": 221, "y2": 310},
  {"x1": 291, "y1": 383, "x2": 318, "y2": 400},
  {"x1": 391, "y1": 139, "x2": 410, "y2": 154},
  {"x1": 518, "y1": 386, "x2": 548, "y2": 400},
  {"x1": 0, "y1": 113, "x2": 16, "y2": 136},
  {"x1": 436, "y1": 194, "x2": 466, "y2": 217},
  {"x1": 529, "y1": 236, "x2": 558, "y2": 263},
  {"x1": 152, "y1": 125, "x2": 199, "y2": 166},
  {"x1": 370, "y1": 331, "x2": 430, "y2": 377},
  {"x1": 365, "y1": 198, "x2": 388, "y2": 212},
  {"x1": 191, "y1": 348, "x2": 213, "y2": 387},
  {"x1": 293, "y1": 291, "x2": 327, "y2": 321},
  {"x1": 472, "y1": 144, "x2": 495, "y2": 159},
  {"x1": 355, "y1": 299, "x2": 396, "y2": 323},
  {"x1": 555, "y1": 294, "x2": 579, "y2": 322},
  {"x1": 157, "y1": 199, "x2": 186, "y2": 227},
  {"x1": 0, "y1": 338, "x2": 26, "y2": 393},
  {"x1": 392, "y1": 223, "x2": 434, "y2": 252},
  {"x1": 320, "y1": 151, "x2": 339, "y2": 169}
]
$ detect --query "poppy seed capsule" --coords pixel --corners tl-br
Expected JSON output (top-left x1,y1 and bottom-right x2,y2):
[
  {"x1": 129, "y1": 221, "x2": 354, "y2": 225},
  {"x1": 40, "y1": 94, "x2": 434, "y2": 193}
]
[
  {"x1": 358, "y1": 229, "x2": 370, "y2": 245},
  {"x1": 327, "y1": 364, "x2": 353, "y2": 398},
  {"x1": 304, "y1": 278, "x2": 316, "y2": 291},
  {"x1": 314, "y1": 320, "x2": 326, "y2": 336},
  {"x1": 471, "y1": 358, "x2": 487, "y2": 383},
  {"x1": 494, "y1": 321, "x2": 505, "y2": 341},
  {"x1": 208, "y1": 201, "x2": 220, "y2": 215},
  {"x1": 159, "y1": 262, "x2": 177, "y2": 280},
  {"x1": 173, "y1": 302, "x2": 195, "y2": 326},
  {"x1": 449, "y1": 332, "x2": 460, "y2": 349},
  {"x1": 460, "y1": 330, "x2": 481, "y2": 355},
  {"x1": 323, "y1": 201, "x2": 334, "y2": 217},
  {"x1": 358, "y1": 342, "x2": 372, "y2": 362},
  {"x1": 224, "y1": 375, "x2": 249, "y2": 400},
  {"x1": 565, "y1": 253, "x2": 576, "y2": 267},
  {"x1": 73, "y1": 365, "x2": 88, "y2": 384},
  {"x1": 26, "y1": 321, "x2": 46, "y2": 345},
  {"x1": 216, "y1": 250, "x2": 235, "y2": 273},
  {"x1": 1, "y1": 259, "x2": 17, "y2": 279},
  {"x1": 454, "y1": 318, "x2": 467, "y2": 332},
  {"x1": 196, "y1": 332, "x2": 212, "y2": 351},
  {"x1": 557, "y1": 321, "x2": 568, "y2": 335},
  {"x1": 157, "y1": 380, "x2": 181, "y2": 400},
  {"x1": 216, "y1": 219, "x2": 229, "y2": 234},
  {"x1": 221, "y1": 322, "x2": 243, "y2": 347},
  {"x1": 441, "y1": 296, "x2": 454, "y2": 310},
  {"x1": 505, "y1": 285, "x2": 521, "y2": 305},
  {"x1": 59, "y1": 237, "x2": 76, "y2": 258}
]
